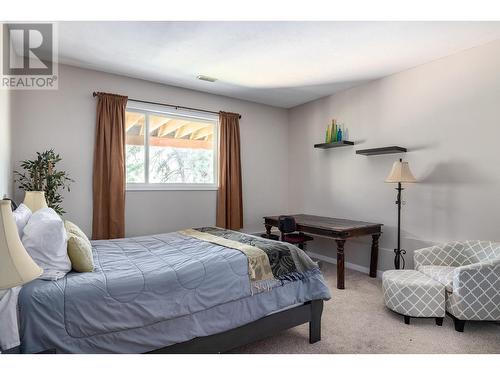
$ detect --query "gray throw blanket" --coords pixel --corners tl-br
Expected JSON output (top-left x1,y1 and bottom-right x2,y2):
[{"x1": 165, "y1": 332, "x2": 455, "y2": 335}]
[{"x1": 181, "y1": 227, "x2": 319, "y2": 293}]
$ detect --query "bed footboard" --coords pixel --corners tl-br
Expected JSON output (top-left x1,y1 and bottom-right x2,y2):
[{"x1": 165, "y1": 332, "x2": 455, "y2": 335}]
[
  {"x1": 34, "y1": 300, "x2": 324, "y2": 354},
  {"x1": 149, "y1": 299, "x2": 325, "y2": 354}
]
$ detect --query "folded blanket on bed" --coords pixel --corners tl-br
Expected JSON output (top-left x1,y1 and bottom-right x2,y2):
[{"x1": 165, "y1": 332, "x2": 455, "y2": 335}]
[{"x1": 178, "y1": 227, "x2": 318, "y2": 294}]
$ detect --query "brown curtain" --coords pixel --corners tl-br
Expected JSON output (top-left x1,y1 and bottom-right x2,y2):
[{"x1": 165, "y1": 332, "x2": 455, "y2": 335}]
[
  {"x1": 92, "y1": 92, "x2": 128, "y2": 240},
  {"x1": 216, "y1": 111, "x2": 243, "y2": 230}
]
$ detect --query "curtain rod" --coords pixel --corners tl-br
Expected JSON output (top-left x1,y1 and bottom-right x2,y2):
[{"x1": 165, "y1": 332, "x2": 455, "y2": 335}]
[{"x1": 92, "y1": 92, "x2": 241, "y2": 119}]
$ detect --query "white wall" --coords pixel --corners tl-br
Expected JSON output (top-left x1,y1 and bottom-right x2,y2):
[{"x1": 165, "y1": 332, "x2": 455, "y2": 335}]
[
  {"x1": 288, "y1": 39, "x2": 500, "y2": 271},
  {"x1": 0, "y1": 89, "x2": 11, "y2": 198},
  {"x1": 11, "y1": 64, "x2": 289, "y2": 237}
]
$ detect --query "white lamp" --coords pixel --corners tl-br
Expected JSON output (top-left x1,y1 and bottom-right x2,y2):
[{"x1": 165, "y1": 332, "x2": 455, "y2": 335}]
[
  {"x1": 0, "y1": 200, "x2": 42, "y2": 297},
  {"x1": 23, "y1": 191, "x2": 48, "y2": 213},
  {"x1": 385, "y1": 159, "x2": 416, "y2": 184},
  {"x1": 385, "y1": 159, "x2": 417, "y2": 270}
]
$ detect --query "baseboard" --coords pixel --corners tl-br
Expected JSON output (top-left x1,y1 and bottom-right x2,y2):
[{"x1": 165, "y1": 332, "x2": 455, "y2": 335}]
[{"x1": 306, "y1": 251, "x2": 384, "y2": 279}]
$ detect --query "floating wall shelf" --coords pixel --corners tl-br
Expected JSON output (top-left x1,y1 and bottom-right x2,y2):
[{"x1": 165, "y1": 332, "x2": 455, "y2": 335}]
[
  {"x1": 314, "y1": 140, "x2": 354, "y2": 149},
  {"x1": 356, "y1": 146, "x2": 407, "y2": 156}
]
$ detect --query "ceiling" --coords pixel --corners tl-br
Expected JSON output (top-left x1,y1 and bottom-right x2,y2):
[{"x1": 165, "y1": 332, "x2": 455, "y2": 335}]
[{"x1": 54, "y1": 21, "x2": 500, "y2": 108}]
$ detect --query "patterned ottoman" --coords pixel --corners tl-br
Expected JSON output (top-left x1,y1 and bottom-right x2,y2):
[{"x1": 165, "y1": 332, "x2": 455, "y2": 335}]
[{"x1": 382, "y1": 270, "x2": 445, "y2": 325}]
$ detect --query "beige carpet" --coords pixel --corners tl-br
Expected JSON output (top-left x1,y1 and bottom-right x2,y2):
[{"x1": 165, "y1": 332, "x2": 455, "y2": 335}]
[{"x1": 232, "y1": 263, "x2": 500, "y2": 354}]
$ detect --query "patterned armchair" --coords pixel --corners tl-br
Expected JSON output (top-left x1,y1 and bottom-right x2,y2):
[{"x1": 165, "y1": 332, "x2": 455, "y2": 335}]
[{"x1": 414, "y1": 241, "x2": 500, "y2": 331}]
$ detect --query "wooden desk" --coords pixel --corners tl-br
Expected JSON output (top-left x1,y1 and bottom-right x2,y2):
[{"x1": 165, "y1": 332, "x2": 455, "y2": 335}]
[{"x1": 263, "y1": 214, "x2": 383, "y2": 289}]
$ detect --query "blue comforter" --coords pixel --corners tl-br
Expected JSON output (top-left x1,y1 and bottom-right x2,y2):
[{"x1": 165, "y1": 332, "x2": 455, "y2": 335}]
[{"x1": 18, "y1": 231, "x2": 331, "y2": 353}]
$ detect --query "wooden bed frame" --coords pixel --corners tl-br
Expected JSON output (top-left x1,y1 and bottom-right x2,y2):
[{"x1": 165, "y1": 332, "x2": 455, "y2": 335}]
[
  {"x1": 34, "y1": 300, "x2": 323, "y2": 354},
  {"x1": 148, "y1": 299, "x2": 324, "y2": 354}
]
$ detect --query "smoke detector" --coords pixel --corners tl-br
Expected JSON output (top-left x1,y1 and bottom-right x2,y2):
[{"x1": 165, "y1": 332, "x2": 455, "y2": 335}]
[{"x1": 197, "y1": 75, "x2": 217, "y2": 82}]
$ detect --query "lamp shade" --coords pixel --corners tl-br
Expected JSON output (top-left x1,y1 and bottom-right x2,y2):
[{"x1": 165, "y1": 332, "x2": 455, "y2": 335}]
[
  {"x1": 23, "y1": 191, "x2": 48, "y2": 212},
  {"x1": 0, "y1": 200, "x2": 42, "y2": 289},
  {"x1": 385, "y1": 160, "x2": 417, "y2": 183}
]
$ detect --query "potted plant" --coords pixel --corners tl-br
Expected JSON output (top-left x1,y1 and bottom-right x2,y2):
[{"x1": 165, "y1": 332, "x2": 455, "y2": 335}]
[{"x1": 14, "y1": 149, "x2": 74, "y2": 215}]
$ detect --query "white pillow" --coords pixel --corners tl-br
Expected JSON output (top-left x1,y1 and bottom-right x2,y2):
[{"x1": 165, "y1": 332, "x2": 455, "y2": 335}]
[
  {"x1": 22, "y1": 208, "x2": 71, "y2": 281},
  {"x1": 12, "y1": 203, "x2": 32, "y2": 238}
]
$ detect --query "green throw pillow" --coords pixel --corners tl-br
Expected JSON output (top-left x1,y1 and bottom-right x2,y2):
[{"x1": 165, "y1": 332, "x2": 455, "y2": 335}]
[{"x1": 64, "y1": 220, "x2": 94, "y2": 272}]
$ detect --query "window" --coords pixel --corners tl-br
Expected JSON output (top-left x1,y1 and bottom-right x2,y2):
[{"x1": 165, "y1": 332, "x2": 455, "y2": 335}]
[{"x1": 125, "y1": 101, "x2": 218, "y2": 190}]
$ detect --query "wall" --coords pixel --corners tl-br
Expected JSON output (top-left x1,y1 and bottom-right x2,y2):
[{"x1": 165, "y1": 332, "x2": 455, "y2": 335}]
[
  {"x1": 11, "y1": 64, "x2": 289, "y2": 236},
  {"x1": 10, "y1": 40, "x2": 500, "y2": 274},
  {"x1": 288, "y1": 40, "x2": 500, "y2": 272},
  {"x1": 0, "y1": 89, "x2": 11, "y2": 198}
]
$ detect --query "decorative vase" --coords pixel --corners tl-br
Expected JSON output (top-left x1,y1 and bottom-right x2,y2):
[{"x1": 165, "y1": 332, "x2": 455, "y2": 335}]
[
  {"x1": 23, "y1": 191, "x2": 48, "y2": 213},
  {"x1": 331, "y1": 120, "x2": 337, "y2": 142}
]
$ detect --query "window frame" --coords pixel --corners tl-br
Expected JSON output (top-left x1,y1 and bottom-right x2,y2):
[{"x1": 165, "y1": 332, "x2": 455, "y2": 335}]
[{"x1": 125, "y1": 101, "x2": 219, "y2": 191}]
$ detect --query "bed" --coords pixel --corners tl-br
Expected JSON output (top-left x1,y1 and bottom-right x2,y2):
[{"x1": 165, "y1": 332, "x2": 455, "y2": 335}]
[{"x1": 17, "y1": 227, "x2": 331, "y2": 354}]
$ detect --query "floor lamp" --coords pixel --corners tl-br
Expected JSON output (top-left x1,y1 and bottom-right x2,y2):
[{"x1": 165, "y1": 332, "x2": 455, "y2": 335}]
[{"x1": 385, "y1": 159, "x2": 416, "y2": 269}]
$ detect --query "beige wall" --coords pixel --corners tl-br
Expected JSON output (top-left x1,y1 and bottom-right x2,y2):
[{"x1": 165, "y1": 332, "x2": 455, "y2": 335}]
[
  {"x1": 0, "y1": 89, "x2": 11, "y2": 198},
  {"x1": 11, "y1": 64, "x2": 289, "y2": 237},
  {"x1": 288, "y1": 40, "x2": 500, "y2": 272}
]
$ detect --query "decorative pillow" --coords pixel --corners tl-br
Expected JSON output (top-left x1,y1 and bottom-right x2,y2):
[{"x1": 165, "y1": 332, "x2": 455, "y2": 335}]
[
  {"x1": 64, "y1": 220, "x2": 94, "y2": 272},
  {"x1": 22, "y1": 208, "x2": 71, "y2": 280},
  {"x1": 64, "y1": 220, "x2": 89, "y2": 241},
  {"x1": 12, "y1": 203, "x2": 32, "y2": 238}
]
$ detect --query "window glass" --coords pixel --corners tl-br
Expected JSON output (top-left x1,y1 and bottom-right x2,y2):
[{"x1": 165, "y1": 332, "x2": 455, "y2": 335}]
[
  {"x1": 125, "y1": 106, "x2": 218, "y2": 190},
  {"x1": 125, "y1": 111, "x2": 146, "y2": 183}
]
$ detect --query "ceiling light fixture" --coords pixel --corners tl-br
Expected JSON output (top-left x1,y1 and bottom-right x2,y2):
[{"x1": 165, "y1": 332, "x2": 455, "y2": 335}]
[{"x1": 197, "y1": 75, "x2": 217, "y2": 83}]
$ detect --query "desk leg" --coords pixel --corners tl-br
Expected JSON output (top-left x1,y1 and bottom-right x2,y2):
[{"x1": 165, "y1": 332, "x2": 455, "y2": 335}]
[
  {"x1": 335, "y1": 239, "x2": 346, "y2": 289},
  {"x1": 370, "y1": 234, "x2": 380, "y2": 278}
]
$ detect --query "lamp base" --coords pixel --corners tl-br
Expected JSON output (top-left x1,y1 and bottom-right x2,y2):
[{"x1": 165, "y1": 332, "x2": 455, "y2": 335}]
[{"x1": 0, "y1": 288, "x2": 8, "y2": 300}]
